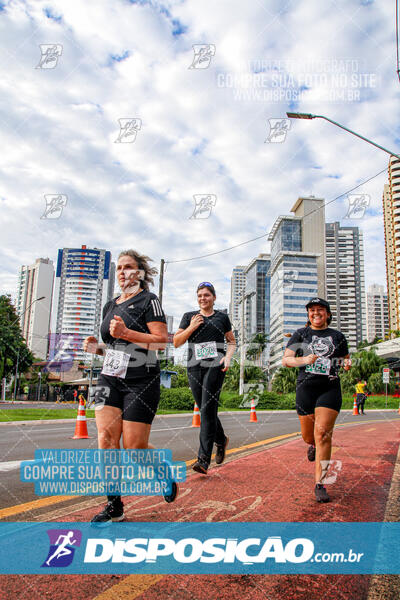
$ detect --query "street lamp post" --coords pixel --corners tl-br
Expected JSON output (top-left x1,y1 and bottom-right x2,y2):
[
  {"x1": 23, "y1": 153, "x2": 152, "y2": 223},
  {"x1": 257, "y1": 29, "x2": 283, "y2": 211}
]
[
  {"x1": 238, "y1": 290, "x2": 255, "y2": 395},
  {"x1": 286, "y1": 113, "x2": 400, "y2": 160},
  {"x1": 37, "y1": 371, "x2": 42, "y2": 402}
]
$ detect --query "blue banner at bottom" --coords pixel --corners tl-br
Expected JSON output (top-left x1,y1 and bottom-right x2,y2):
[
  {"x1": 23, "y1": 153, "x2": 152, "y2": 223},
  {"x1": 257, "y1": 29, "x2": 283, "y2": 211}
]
[{"x1": 0, "y1": 522, "x2": 398, "y2": 574}]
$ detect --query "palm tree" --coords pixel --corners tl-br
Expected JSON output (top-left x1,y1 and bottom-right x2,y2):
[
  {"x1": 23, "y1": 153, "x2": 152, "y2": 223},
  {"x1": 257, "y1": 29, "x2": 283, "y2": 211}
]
[
  {"x1": 349, "y1": 348, "x2": 386, "y2": 382},
  {"x1": 246, "y1": 333, "x2": 268, "y2": 366}
]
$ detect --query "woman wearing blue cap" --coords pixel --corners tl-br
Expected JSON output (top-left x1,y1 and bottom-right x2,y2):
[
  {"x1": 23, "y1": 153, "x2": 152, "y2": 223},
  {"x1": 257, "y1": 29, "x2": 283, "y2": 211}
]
[
  {"x1": 282, "y1": 298, "x2": 351, "y2": 503},
  {"x1": 174, "y1": 282, "x2": 236, "y2": 474}
]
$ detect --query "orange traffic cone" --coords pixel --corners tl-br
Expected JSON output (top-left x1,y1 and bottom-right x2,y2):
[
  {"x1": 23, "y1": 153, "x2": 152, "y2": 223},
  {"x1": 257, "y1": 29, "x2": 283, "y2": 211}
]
[
  {"x1": 353, "y1": 395, "x2": 359, "y2": 416},
  {"x1": 191, "y1": 403, "x2": 201, "y2": 427},
  {"x1": 249, "y1": 398, "x2": 258, "y2": 423},
  {"x1": 71, "y1": 394, "x2": 91, "y2": 439}
]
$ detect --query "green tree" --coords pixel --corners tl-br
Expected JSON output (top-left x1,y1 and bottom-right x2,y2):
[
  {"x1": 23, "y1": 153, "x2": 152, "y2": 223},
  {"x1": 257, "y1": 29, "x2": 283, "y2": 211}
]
[
  {"x1": 339, "y1": 369, "x2": 356, "y2": 395},
  {"x1": 367, "y1": 372, "x2": 395, "y2": 395},
  {"x1": 349, "y1": 348, "x2": 386, "y2": 382},
  {"x1": 0, "y1": 295, "x2": 34, "y2": 379},
  {"x1": 271, "y1": 367, "x2": 298, "y2": 394},
  {"x1": 385, "y1": 330, "x2": 400, "y2": 340},
  {"x1": 222, "y1": 359, "x2": 266, "y2": 392},
  {"x1": 357, "y1": 339, "x2": 371, "y2": 350},
  {"x1": 246, "y1": 333, "x2": 268, "y2": 364}
]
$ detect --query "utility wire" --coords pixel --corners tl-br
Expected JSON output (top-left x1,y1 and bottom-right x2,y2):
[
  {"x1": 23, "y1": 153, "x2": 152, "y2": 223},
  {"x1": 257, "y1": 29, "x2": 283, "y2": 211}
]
[{"x1": 165, "y1": 166, "x2": 388, "y2": 265}]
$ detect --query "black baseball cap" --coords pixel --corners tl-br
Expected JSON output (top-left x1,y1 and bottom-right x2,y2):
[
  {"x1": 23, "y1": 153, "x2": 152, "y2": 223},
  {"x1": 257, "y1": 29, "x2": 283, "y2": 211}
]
[{"x1": 306, "y1": 297, "x2": 331, "y2": 312}]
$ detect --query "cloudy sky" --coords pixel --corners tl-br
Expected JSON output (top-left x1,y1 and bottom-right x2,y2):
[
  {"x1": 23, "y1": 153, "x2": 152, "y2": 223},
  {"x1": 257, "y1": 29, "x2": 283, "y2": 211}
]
[{"x1": 0, "y1": 0, "x2": 398, "y2": 327}]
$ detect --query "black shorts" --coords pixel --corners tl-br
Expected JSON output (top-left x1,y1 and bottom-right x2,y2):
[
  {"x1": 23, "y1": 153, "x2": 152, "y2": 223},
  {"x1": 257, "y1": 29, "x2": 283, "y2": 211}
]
[
  {"x1": 295, "y1": 376, "x2": 342, "y2": 416},
  {"x1": 94, "y1": 373, "x2": 160, "y2": 424}
]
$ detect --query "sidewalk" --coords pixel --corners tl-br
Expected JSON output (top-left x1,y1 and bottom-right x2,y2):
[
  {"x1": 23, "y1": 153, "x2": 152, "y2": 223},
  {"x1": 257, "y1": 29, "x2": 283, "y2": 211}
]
[{"x1": 1, "y1": 418, "x2": 399, "y2": 600}]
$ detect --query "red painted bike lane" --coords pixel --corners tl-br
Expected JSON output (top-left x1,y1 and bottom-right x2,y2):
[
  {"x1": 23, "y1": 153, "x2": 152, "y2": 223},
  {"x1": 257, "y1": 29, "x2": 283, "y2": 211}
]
[{"x1": 2, "y1": 418, "x2": 399, "y2": 600}]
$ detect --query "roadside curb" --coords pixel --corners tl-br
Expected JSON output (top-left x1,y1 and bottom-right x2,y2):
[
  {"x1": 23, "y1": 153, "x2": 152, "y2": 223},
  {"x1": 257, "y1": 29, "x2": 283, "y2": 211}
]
[
  {"x1": 367, "y1": 444, "x2": 400, "y2": 599},
  {"x1": 0, "y1": 409, "x2": 398, "y2": 426}
]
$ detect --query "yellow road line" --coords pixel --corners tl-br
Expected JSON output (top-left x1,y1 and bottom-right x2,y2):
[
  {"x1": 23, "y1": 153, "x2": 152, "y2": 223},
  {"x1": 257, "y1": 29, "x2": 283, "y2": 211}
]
[
  {"x1": 1, "y1": 418, "x2": 397, "y2": 519},
  {"x1": 93, "y1": 575, "x2": 164, "y2": 600},
  {"x1": 0, "y1": 495, "x2": 75, "y2": 519},
  {"x1": 0, "y1": 433, "x2": 300, "y2": 519}
]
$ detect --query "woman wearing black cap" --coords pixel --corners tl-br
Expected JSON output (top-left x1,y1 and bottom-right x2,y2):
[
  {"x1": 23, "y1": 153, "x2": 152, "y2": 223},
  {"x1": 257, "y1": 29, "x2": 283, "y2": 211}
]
[
  {"x1": 174, "y1": 282, "x2": 236, "y2": 474},
  {"x1": 282, "y1": 297, "x2": 351, "y2": 503}
]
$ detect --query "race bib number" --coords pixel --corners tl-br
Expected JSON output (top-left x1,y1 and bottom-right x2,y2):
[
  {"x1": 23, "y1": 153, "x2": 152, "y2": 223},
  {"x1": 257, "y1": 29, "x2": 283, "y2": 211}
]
[
  {"x1": 305, "y1": 357, "x2": 331, "y2": 376},
  {"x1": 101, "y1": 349, "x2": 130, "y2": 378},
  {"x1": 194, "y1": 341, "x2": 218, "y2": 360}
]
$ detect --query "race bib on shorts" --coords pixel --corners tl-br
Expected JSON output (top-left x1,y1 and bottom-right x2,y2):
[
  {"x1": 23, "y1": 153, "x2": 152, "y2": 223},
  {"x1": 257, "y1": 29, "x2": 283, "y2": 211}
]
[
  {"x1": 101, "y1": 349, "x2": 130, "y2": 378},
  {"x1": 194, "y1": 341, "x2": 218, "y2": 360},
  {"x1": 305, "y1": 357, "x2": 331, "y2": 376}
]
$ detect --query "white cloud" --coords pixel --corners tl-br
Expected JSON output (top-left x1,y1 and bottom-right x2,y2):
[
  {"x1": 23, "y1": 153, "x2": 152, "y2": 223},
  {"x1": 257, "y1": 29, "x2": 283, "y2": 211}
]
[{"x1": 0, "y1": 0, "x2": 396, "y2": 329}]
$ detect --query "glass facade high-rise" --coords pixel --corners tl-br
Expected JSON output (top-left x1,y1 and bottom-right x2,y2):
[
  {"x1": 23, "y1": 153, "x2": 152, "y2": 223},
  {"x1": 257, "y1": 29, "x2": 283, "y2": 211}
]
[
  {"x1": 244, "y1": 254, "x2": 271, "y2": 362},
  {"x1": 268, "y1": 197, "x2": 325, "y2": 374},
  {"x1": 268, "y1": 254, "x2": 319, "y2": 371}
]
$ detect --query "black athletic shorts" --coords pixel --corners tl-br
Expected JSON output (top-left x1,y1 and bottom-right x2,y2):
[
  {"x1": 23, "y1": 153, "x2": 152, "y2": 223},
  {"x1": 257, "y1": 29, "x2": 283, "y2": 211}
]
[
  {"x1": 295, "y1": 376, "x2": 342, "y2": 416},
  {"x1": 94, "y1": 373, "x2": 160, "y2": 424}
]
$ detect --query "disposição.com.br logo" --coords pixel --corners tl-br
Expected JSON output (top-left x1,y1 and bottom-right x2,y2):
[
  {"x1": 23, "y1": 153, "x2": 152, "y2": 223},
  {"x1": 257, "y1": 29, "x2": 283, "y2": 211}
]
[{"x1": 41, "y1": 529, "x2": 82, "y2": 568}]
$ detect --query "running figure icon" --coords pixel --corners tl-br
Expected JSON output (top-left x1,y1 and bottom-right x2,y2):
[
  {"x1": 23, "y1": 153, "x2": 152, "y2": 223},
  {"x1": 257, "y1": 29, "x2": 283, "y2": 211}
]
[{"x1": 45, "y1": 531, "x2": 77, "y2": 566}]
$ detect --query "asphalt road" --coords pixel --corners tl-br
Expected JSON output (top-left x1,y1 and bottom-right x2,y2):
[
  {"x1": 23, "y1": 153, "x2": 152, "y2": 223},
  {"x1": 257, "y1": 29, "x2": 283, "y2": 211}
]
[{"x1": 0, "y1": 410, "x2": 398, "y2": 511}]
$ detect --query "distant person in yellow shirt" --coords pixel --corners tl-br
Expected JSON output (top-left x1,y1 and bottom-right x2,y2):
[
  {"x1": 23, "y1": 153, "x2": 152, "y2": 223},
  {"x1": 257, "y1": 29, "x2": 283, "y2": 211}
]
[{"x1": 355, "y1": 380, "x2": 367, "y2": 415}]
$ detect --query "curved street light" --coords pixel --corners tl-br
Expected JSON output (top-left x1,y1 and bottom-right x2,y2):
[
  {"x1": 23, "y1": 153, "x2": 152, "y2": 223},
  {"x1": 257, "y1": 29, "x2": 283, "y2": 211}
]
[{"x1": 286, "y1": 112, "x2": 400, "y2": 160}]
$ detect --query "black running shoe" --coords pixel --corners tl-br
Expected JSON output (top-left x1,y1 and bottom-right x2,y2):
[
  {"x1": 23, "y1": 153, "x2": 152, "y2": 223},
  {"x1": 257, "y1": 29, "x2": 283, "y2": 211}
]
[
  {"x1": 192, "y1": 460, "x2": 208, "y2": 474},
  {"x1": 315, "y1": 483, "x2": 330, "y2": 503},
  {"x1": 91, "y1": 500, "x2": 124, "y2": 526},
  {"x1": 164, "y1": 481, "x2": 179, "y2": 503},
  {"x1": 215, "y1": 436, "x2": 229, "y2": 465},
  {"x1": 307, "y1": 445, "x2": 316, "y2": 462}
]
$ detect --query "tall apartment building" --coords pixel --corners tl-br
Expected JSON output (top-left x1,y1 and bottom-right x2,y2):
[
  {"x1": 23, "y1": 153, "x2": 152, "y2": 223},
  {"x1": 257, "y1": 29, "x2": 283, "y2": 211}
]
[
  {"x1": 15, "y1": 258, "x2": 54, "y2": 359},
  {"x1": 229, "y1": 266, "x2": 246, "y2": 327},
  {"x1": 382, "y1": 156, "x2": 400, "y2": 330},
  {"x1": 325, "y1": 222, "x2": 366, "y2": 350},
  {"x1": 268, "y1": 197, "x2": 325, "y2": 373},
  {"x1": 50, "y1": 245, "x2": 114, "y2": 363},
  {"x1": 366, "y1": 284, "x2": 389, "y2": 342},
  {"x1": 244, "y1": 254, "x2": 271, "y2": 341}
]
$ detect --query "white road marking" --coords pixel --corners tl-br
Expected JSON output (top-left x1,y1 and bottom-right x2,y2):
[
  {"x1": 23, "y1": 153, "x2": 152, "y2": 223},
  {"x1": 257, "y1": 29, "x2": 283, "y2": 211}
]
[{"x1": 0, "y1": 460, "x2": 22, "y2": 473}]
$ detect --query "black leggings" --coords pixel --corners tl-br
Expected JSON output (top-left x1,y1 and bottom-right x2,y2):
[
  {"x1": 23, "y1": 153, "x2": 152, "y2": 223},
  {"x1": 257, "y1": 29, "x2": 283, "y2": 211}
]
[{"x1": 187, "y1": 365, "x2": 226, "y2": 465}]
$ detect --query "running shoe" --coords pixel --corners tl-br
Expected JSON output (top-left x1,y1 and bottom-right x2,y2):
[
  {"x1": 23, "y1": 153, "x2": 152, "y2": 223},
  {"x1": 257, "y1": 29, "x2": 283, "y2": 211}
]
[
  {"x1": 91, "y1": 500, "x2": 124, "y2": 526},
  {"x1": 192, "y1": 460, "x2": 208, "y2": 474},
  {"x1": 215, "y1": 436, "x2": 229, "y2": 465},
  {"x1": 307, "y1": 445, "x2": 316, "y2": 462},
  {"x1": 315, "y1": 483, "x2": 330, "y2": 503},
  {"x1": 163, "y1": 481, "x2": 179, "y2": 503}
]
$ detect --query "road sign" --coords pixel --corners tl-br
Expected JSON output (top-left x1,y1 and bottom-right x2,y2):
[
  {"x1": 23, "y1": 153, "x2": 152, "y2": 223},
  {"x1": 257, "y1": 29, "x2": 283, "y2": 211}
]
[{"x1": 383, "y1": 368, "x2": 390, "y2": 383}]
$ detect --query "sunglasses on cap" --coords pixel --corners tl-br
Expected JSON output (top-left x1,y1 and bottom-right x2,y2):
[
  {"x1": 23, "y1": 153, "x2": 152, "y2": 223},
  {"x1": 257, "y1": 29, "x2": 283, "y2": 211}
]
[
  {"x1": 197, "y1": 282, "x2": 213, "y2": 289},
  {"x1": 197, "y1": 282, "x2": 216, "y2": 294}
]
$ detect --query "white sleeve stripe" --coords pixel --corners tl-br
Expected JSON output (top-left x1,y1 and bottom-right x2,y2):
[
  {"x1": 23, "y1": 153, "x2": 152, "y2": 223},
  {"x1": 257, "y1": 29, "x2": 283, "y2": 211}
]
[{"x1": 151, "y1": 299, "x2": 163, "y2": 317}]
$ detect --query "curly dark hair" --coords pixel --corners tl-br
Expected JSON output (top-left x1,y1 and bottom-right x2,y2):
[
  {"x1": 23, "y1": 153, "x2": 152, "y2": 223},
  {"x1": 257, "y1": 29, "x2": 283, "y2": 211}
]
[{"x1": 118, "y1": 250, "x2": 158, "y2": 291}]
